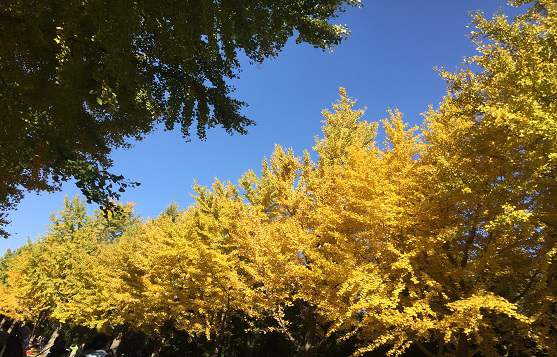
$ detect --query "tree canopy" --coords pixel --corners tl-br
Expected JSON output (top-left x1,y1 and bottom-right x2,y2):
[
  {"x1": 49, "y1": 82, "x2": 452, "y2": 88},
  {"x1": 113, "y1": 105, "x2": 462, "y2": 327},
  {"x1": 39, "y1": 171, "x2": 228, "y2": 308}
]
[
  {"x1": 0, "y1": 0, "x2": 555, "y2": 356},
  {"x1": 0, "y1": 0, "x2": 360, "y2": 237}
]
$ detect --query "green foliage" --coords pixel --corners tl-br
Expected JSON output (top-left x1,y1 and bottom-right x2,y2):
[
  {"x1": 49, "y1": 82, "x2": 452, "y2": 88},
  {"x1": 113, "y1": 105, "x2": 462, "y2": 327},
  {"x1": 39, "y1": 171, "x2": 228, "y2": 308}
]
[{"x1": 0, "y1": 0, "x2": 359, "y2": 237}]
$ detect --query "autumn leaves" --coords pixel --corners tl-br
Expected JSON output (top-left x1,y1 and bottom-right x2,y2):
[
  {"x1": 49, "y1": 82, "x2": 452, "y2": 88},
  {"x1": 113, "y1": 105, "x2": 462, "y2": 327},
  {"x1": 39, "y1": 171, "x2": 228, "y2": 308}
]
[{"x1": 1, "y1": 1, "x2": 557, "y2": 355}]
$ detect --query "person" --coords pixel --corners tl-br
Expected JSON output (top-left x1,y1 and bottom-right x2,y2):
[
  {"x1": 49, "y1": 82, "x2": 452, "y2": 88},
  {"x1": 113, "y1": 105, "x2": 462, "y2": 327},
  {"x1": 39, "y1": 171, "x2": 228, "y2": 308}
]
[
  {"x1": 4, "y1": 328, "x2": 24, "y2": 357},
  {"x1": 17, "y1": 326, "x2": 31, "y2": 353},
  {"x1": 46, "y1": 336, "x2": 68, "y2": 357},
  {"x1": 68, "y1": 344, "x2": 79, "y2": 357},
  {"x1": 78, "y1": 334, "x2": 111, "y2": 357}
]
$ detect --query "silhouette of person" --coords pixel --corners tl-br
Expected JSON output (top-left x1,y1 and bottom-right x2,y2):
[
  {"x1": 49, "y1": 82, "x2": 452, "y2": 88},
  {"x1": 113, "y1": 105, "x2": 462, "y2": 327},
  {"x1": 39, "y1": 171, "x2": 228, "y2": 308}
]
[{"x1": 4, "y1": 328, "x2": 25, "y2": 357}]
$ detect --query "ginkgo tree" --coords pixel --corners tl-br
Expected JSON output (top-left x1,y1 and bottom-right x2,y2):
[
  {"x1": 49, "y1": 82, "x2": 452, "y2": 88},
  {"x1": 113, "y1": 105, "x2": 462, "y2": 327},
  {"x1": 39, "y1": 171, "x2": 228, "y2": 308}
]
[
  {"x1": 0, "y1": 197, "x2": 138, "y2": 329},
  {"x1": 0, "y1": 0, "x2": 361, "y2": 239},
  {"x1": 0, "y1": 0, "x2": 555, "y2": 356},
  {"x1": 97, "y1": 183, "x2": 264, "y2": 349}
]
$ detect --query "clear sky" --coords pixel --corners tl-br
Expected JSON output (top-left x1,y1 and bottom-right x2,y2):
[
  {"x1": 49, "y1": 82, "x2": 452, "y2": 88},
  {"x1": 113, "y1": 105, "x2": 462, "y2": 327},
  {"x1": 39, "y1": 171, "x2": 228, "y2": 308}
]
[{"x1": 2, "y1": 0, "x2": 519, "y2": 254}]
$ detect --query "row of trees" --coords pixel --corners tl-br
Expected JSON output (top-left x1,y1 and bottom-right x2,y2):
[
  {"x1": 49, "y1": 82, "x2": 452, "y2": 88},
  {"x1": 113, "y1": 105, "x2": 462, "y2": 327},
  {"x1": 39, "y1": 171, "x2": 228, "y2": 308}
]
[{"x1": 1, "y1": 1, "x2": 556, "y2": 355}]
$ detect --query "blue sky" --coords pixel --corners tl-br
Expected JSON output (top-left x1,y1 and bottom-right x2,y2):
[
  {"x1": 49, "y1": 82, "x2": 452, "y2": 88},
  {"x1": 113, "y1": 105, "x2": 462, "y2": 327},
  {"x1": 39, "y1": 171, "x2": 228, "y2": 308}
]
[{"x1": 2, "y1": 0, "x2": 519, "y2": 254}]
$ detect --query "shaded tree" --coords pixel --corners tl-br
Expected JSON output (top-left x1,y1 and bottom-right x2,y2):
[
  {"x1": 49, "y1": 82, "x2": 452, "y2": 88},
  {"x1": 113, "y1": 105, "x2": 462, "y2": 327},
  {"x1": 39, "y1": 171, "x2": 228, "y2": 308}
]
[{"x1": 0, "y1": 0, "x2": 360, "y2": 236}]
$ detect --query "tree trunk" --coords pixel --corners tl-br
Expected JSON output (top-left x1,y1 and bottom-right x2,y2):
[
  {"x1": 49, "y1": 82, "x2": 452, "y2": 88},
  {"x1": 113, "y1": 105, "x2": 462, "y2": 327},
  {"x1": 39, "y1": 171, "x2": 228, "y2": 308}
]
[
  {"x1": 0, "y1": 321, "x2": 17, "y2": 357},
  {"x1": 150, "y1": 337, "x2": 165, "y2": 357},
  {"x1": 7, "y1": 320, "x2": 17, "y2": 334},
  {"x1": 37, "y1": 326, "x2": 60, "y2": 357},
  {"x1": 109, "y1": 334, "x2": 122, "y2": 354},
  {"x1": 455, "y1": 335, "x2": 470, "y2": 357}
]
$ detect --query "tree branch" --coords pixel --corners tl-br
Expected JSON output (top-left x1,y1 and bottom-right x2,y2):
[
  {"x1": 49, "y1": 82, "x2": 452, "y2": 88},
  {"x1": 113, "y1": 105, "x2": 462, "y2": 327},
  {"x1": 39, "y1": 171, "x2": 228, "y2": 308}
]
[
  {"x1": 511, "y1": 270, "x2": 540, "y2": 303},
  {"x1": 415, "y1": 341, "x2": 436, "y2": 357}
]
